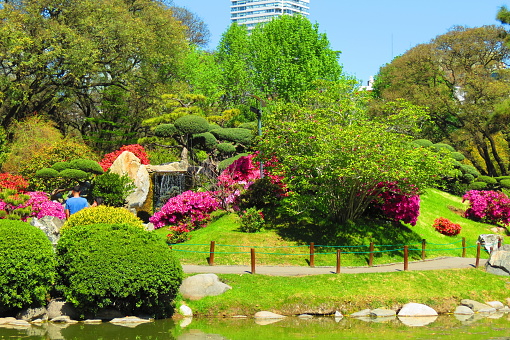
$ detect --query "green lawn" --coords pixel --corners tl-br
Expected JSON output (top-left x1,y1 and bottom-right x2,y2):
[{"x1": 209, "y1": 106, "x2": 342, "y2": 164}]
[{"x1": 155, "y1": 188, "x2": 501, "y2": 266}]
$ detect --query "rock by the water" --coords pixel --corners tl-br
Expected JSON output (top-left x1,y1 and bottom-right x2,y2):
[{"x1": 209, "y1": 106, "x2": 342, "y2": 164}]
[
  {"x1": 350, "y1": 309, "x2": 371, "y2": 317},
  {"x1": 461, "y1": 299, "x2": 496, "y2": 313},
  {"x1": 478, "y1": 234, "x2": 503, "y2": 253},
  {"x1": 16, "y1": 307, "x2": 47, "y2": 321},
  {"x1": 7, "y1": 319, "x2": 31, "y2": 327},
  {"x1": 179, "y1": 274, "x2": 232, "y2": 300},
  {"x1": 398, "y1": 303, "x2": 438, "y2": 317},
  {"x1": 254, "y1": 311, "x2": 285, "y2": 319},
  {"x1": 297, "y1": 314, "x2": 313, "y2": 319},
  {"x1": 47, "y1": 299, "x2": 79, "y2": 320},
  {"x1": 334, "y1": 311, "x2": 343, "y2": 317},
  {"x1": 0, "y1": 317, "x2": 16, "y2": 325},
  {"x1": 486, "y1": 301, "x2": 505, "y2": 310},
  {"x1": 180, "y1": 305, "x2": 193, "y2": 317},
  {"x1": 110, "y1": 316, "x2": 151, "y2": 324},
  {"x1": 398, "y1": 316, "x2": 437, "y2": 327},
  {"x1": 486, "y1": 244, "x2": 510, "y2": 276},
  {"x1": 454, "y1": 306, "x2": 475, "y2": 315},
  {"x1": 369, "y1": 308, "x2": 396, "y2": 318},
  {"x1": 50, "y1": 316, "x2": 78, "y2": 323},
  {"x1": 30, "y1": 216, "x2": 64, "y2": 246}
]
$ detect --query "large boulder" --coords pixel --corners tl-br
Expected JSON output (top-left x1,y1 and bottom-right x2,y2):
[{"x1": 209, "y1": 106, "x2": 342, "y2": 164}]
[
  {"x1": 486, "y1": 244, "x2": 510, "y2": 276},
  {"x1": 179, "y1": 274, "x2": 232, "y2": 300},
  {"x1": 398, "y1": 303, "x2": 438, "y2": 317},
  {"x1": 30, "y1": 216, "x2": 64, "y2": 246},
  {"x1": 109, "y1": 151, "x2": 150, "y2": 209},
  {"x1": 478, "y1": 234, "x2": 503, "y2": 253}
]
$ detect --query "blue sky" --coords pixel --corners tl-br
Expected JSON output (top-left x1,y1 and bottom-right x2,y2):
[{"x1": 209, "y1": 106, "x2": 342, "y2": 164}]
[{"x1": 173, "y1": 0, "x2": 507, "y2": 84}]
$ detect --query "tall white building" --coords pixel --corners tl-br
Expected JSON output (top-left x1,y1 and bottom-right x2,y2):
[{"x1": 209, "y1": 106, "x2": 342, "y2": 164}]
[{"x1": 231, "y1": 0, "x2": 310, "y2": 31}]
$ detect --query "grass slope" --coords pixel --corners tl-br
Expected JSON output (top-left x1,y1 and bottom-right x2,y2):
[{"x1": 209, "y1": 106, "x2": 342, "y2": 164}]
[{"x1": 161, "y1": 188, "x2": 499, "y2": 266}]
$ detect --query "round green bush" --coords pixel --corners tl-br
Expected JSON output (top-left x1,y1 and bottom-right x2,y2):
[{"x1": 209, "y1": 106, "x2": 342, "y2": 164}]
[
  {"x1": 191, "y1": 132, "x2": 217, "y2": 150},
  {"x1": 91, "y1": 172, "x2": 135, "y2": 207},
  {"x1": 211, "y1": 128, "x2": 254, "y2": 145},
  {"x1": 500, "y1": 179, "x2": 510, "y2": 189},
  {"x1": 496, "y1": 176, "x2": 510, "y2": 182},
  {"x1": 69, "y1": 159, "x2": 104, "y2": 174},
  {"x1": 468, "y1": 181, "x2": 487, "y2": 190},
  {"x1": 433, "y1": 143, "x2": 456, "y2": 152},
  {"x1": 174, "y1": 115, "x2": 210, "y2": 135},
  {"x1": 0, "y1": 220, "x2": 56, "y2": 313},
  {"x1": 56, "y1": 223, "x2": 183, "y2": 318},
  {"x1": 477, "y1": 175, "x2": 497, "y2": 185},
  {"x1": 154, "y1": 123, "x2": 177, "y2": 137},
  {"x1": 450, "y1": 152, "x2": 466, "y2": 162},
  {"x1": 217, "y1": 143, "x2": 237, "y2": 154},
  {"x1": 413, "y1": 139, "x2": 433, "y2": 148},
  {"x1": 238, "y1": 121, "x2": 258, "y2": 131},
  {"x1": 35, "y1": 167, "x2": 59, "y2": 178},
  {"x1": 459, "y1": 164, "x2": 480, "y2": 178},
  {"x1": 59, "y1": 168, "x2": 90, "y2": 180},
  {"x1": 52, "y1": 161, "x2": 72, "y2": 172},
  {"x1": 462, "y1": 173, "x2": 475, "y2": 183},
  {"x1": 62, "y1": 205, "x2": 144, "y2": 231}
]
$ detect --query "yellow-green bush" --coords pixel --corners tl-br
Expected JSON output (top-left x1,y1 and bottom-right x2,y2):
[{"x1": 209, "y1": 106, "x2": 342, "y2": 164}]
[{"x1": 63, "y1": 206, "x2": 144, "y2": 231}]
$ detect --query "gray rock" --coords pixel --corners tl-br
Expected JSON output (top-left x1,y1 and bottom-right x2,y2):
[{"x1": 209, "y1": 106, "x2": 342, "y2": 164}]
[
  {"x1": 297, "y1": 314, "x2": 313, "y2": 319},
  {"x1": 398, "y1": 303, "x2": 438, "y2": 317},
  {"x1": 17, "y1": 306, "x2": 47, "y2": 321},
  {"x1": 83, "y1": 319, "x2": 102, "y2": 324},
  {"x1": 254, "y1": 311, "x2": 286, "y2": 319},
  {"x1": 486, "y1": 244, "x2": 510, "y2": 276},
  {"x1": 334, "y1": 311, "x2": 343, "y2": 317},
  {"x1": 47, "y1": 299, "x2": 79, "y2": 320},
  {"x1": 50, "y1": 316, "x2": 78, "y2": 323},
  {"x1": 486, "y1": 301, "x2": 505, "y2": 310},
  {"x1": 478, "y1": 234, "x2": 503, "y2": 253},
  {"x1": 110, "y1": 316, "x2": 151, "y2": 324},
  {"x1": 109, "y1": 151, "x2": 150, "y2": 209},
  {"x1": 0, "y1": 317, "x2": 16, "y2": 325},
  {"x1": 461, "y1": 299, "x2": 496, "y2": 313},
  {"x1": 30, "y1": 216, "x2": 64, "y2": 246},
  {"x1": 454, "y1": 306, "x2": 475, "y2": 315},
  {"x1": 369, "y1": 308, "x2": 396, "y2": 318},
  {"x1": 350, "y1": 309, "x2": 371, "y2": 317},
  {"x1": 179, "y1": 274, "x2": 232, "y2": 300},
  {"x1": 180, "y1": 305, "x2": 193, "y2": 317},
  {"x1": 398, "y1": 316, "x2": 437, "y2": 327},
  {"x1": 8, "y1": 319, "x2": 31, "y2": 327}
]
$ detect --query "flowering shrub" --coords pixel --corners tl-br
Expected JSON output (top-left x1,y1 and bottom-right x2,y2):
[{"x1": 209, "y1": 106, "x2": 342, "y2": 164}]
[
  {"x1": 433, "y1": 217, "x2": 461, "y2": 236},
  {"x1": 238, "y1": 207, "x2": 265, "y2": 233},
  {"x1": 0, "y1": 190, "x2": 65, "y2": 221},
  {"x1": 149, "y1": 191, "x2": 219, "y2": 230},
  {"x1": 0, "y1": 173, "x2": 29, "y2": 192},
  {"x1": 166, "y1": 229, "x2": 191, "y2": 244},
  {"x1": 463, "y1": 190, "x2": 510, "y2": 225},
  {"x1": 26, "y1": 191, "x2": 66, "y2": 220},
  {"x1": 370, "y1": 182, "x2": 420, "y2": 226},
  {"x1": 99, "y1": 144, "x2": 150, "y2": 172}
]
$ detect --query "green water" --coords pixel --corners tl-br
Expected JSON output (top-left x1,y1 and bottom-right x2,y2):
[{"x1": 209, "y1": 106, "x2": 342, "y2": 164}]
[{"x1": 1, "y1": 315, "x2": 509, "y2": 340}]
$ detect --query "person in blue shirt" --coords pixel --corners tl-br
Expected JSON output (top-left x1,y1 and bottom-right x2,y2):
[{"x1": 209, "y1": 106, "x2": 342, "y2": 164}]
[{"x1": 65, "y1": 185, "x2": 89, "y2": 218}]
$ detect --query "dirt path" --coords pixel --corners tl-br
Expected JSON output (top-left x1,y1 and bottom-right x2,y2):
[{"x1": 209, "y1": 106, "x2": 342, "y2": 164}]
[{"x1": 182, "y1": 257, "x2": 487, "y2": 276}]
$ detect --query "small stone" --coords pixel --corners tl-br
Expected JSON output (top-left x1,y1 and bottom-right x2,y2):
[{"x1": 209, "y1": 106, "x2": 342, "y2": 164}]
[
  {"x1": 8, "y1": 320, "x2": 31, "y2": 327},
  {"x1": 254, "y1": 311, "x2": 285, "y2": 319},
  {"x1": 369, "y1": 308, "x2": 396, "y2": 318},
  {"x1": 454, "y1": 306, "x2": 475, "y2": 315},
  {"x1": 297, "y1": 314, "x2": 313, "y2": 319},
  {"x1": 350, "y1": 309, "x2": 371, "y2": 317},
  {"x1": 110, "y1": 316, "x2": 151, "y2": 324},
  {"x1": 334, "y1": 311, "x2": 343, "y2": 317},
  {"x1": 461, "y1": 299, "x2": 494, "y2": 312},
  {"x1": 83, "y1": 319, "x2": 102, "y2": 324},
  {"x1": 486, "y1": 301, "x2": 505, "y2": 310},
  {"x1": 179, "y1": 305, "x2": 193, "y2": 317}
]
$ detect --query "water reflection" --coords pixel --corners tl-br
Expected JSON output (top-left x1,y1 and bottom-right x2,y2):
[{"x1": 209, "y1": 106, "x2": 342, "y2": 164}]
[{"x1": 1, "y1": 314, "x2": 509, "y2": 340}]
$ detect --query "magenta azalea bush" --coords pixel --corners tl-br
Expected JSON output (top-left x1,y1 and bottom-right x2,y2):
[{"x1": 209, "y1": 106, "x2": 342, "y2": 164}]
[
  {"x1": 463, "y1": 190, "x2": 510, "y2": 225},
  {"x1": 0, "y1": 191, "x2": 65, "y2": 221},
  {"x1": 371, "y1": 182, "x2": 420, "y2": 226},
  {"x1": 149, "y1": 190, "x2": 219, "y2": 230},
  {"x1": 433, "y1": 217, "x2": 461, "y2": 236}
]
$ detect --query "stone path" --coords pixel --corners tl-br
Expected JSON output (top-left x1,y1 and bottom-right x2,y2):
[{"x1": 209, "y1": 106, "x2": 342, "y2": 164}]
[{"x1": 182, "y1": 257, "x2": 487, "y2": 276}]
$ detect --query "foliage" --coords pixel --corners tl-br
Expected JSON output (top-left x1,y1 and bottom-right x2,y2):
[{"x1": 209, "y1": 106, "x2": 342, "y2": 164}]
[
  {"x1": 237, "y1": 176, "x2": 285, "y2": 212},
  {"x1": 166, "y1": 229, "x2": 191, "y2": 244},
  {"x1": 191, "y1": 132, "x2": 218, "y2": 150},
  {"x1": 0, "y1": 189, "x2": 32, "y2": 220},
  {"x1": 149, "y1": 190, "x2": 219, "y2": 230},
  {"x1": 58, "y1": 169, "x2": 89, "y2": 180},
  {"x1": 99, "y1": 144, "x2": 150, "y2": 172},
  {"x1": 210, "y1": 128, "x2": 253, "y2": 146},
  {"x1": 35, "y1": 168, "x2": 60, "y2": 178},
  {"x1": 154, "y1": 124, "x2": 178, "y2": 137},
  {"x1": 0, "y1": 220, "x2": 56, "y2": 312},
  {"x1": 433, "y1": 217, "x2": 462, "y2": 236},
  {"x1": 90, "y1": 172, "x2": 135, "y2": 207},
  {"x1": 0, "y1": 173, "x2": 28, "y2": 191},
  {"x1": 174, "y1": 115, "x2": 210, "y2": 135},
  {"x1": 56, "y1": 223, "x2": 183, "y2": 318},
  {"x1": 62, "y1": 206, "x2": 144, "y2": 231},
  {"x1": 69, "y1": 159, "x2": 104, "y2": 175},
  {"x1": 217, "y1": 143, "x2": 237, "y2": 155},
  {"x1": 238, "y1": 207, "x2": 265, "y2": 233},
  {"x1": 52, "y1": 162, "x2": 72, "y2": 172},
  {"x1": 463, "y1": 190, "x2": 510, "y2": 225}
]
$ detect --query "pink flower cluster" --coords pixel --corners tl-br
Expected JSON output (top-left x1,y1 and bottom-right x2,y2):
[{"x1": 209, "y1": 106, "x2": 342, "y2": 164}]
[
  {"x1": 463, "y1": 190, "x2": 510, "y2": 225},
  {"x1": 149, "y1": 191, "x2": 220, "y2": 230},
  {"x1": 0, "y1": 191, "x2": 65, "y2": 221},
  {"x1": 371, "y1": 182, "x2": 420, "y2": 226},
  {"x1": 433, "y1": 217, "x2": 461, "y2": 236},
  {"x1": 99, "y1": 144, "x2": 150, "y2": 171}
]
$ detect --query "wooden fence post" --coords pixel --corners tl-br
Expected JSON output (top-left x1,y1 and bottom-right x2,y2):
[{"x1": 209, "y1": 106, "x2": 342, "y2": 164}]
[
  {"x1": 336, "y1": 249, "x2": 341, "y2": 274},
  {"x1": 208, "y1": 241, "x2": 215, "y2": 266},
  {"x1": 421, "y1": 239, "x2": 426, "y2": 260},
  {"x1": 251, "y1": 248, "x2": 256, "y2": 274},
  {"x1": 462, "y1": 237, "x2": 466, "y2": 258},
  {"x1": 369, "y1": 242, "x2": 374, "y2": 267},
  {"x1": 475, "y1": 243, "x2": 481, "y2": 268},
  {"x1": 404, "y1": 245, "x2": 409, "y2": 271},
  {"x1": 309, "y1": 242, "x2": 315, "y2": 268}
]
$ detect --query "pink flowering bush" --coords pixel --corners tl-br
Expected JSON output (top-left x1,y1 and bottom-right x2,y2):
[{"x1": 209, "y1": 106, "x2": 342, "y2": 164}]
[
  {"x1": 0, "y1": 190, "x2": 65, "y2": 221},
  {"x1": 149, "y1": 190, "x2": 219, "y2": 230},
  {"x1": 463, "y1": 190, "x2": 510, "y2": 225},
  {"x1": 26, "y1": 191, "x2": 66, "y2": 220},
  {"x1": 433, "y1": 217, "x2": 461, "y2": 236},
  {"x1": 370, "y1": 182, "x2": 420, "y2": 226}
]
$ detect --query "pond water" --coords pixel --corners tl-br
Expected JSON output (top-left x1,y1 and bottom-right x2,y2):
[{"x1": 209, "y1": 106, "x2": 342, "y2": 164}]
[{"x1": 1, "y1": 314, "x2": 509, "y2": 340}]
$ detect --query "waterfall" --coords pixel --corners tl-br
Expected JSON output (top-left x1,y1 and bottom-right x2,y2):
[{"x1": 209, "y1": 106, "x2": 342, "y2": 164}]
[{"x1": 153, "y1": 172, "x2": 187, "y2": 210}]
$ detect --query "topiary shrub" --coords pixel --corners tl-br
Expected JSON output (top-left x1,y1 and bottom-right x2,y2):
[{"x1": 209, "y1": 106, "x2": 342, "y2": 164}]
[
  {"x1": 35, "y1": 168, "x2": 59, "y2": 178},
  {"x1": 62, "y1": 205, "x2": 144, "y2": 232},
  {"x1": 413, "y1": 139, "x2": 433, "y2": 148},
  {"x1": 450, "y1": 152, "x2": 466, "y2": 162},
  {"x1": 468, "y1": 182, "x2": 487, "y2": 190},
  {"x1": 459, "y1": 164, "x2": 480, "y2": 178},
  {"x1": 90, "y1": 172, "x2": 135, "y2": 207},
  {"x1": 59, "y1": 169, "x2": 90, "y2": 180},
  {"x1": 477, "y1": 176, "x2": 498, "y2": 185},
  {"x1": 500, "y1": 179, "x2": 510, "y2": 189},
  {"x1": 433, "y1": 217, "x2": 461, "y2": 236},
  {"x1": 217, "y1": 143, "x2": 237, "y2": 155},
  {"x1": 191, "y1": 132, "x2": 217, "y2": 150},
  {"x1": 0, "y1": 220, "x2": 56, "y2": 314},
  {"x1": 433, "y1": 143, "x2": 456, "y2": 152},
  {"x1": 174, "y1": 115, "x2": 209, "y2": 135},
  {"x1": 238, "y1": 121, "x2": 258, "y2": 130},
  {"x1": 56, "y1": 223, "x2": 182, "y2": 318},
  {"x1": 154, "y1": 124, "x2": 177, "y2": 137},
  {"x1": 211, "y1": 128, "x2": 253, "y2": 145},
  {"x1": 52, "y1": 162, "x2": 72, "y2": 172},
  {"x1": 69, "y1": 159, "x2": 104, "y2": 174}
]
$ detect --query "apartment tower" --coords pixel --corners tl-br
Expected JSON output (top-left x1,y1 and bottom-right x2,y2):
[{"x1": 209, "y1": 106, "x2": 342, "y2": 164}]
[{"x1": 230, "y1": 0, "x2": 310, "y2": 30}]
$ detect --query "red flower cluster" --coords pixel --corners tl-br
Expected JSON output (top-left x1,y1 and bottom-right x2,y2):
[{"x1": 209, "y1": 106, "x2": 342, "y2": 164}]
[
  {"x1": 0, "y1": 173, "x2": 29, "y2": 192},
  {"x1": 433, "y1": 217, "x2": 461, "y2": 236},
  {"x1": 99, "y1": 144, "x2": 150, "y2": 171}
]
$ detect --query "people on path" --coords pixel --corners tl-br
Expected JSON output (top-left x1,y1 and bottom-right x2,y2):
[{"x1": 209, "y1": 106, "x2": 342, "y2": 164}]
[{"x1": 65, "y1": 185, "x2": 89, "y2": 218}]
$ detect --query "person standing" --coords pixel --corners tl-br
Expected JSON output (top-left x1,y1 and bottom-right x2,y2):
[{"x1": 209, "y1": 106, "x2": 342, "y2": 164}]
[{"x1": 65, "y1": 185, "x2": 89, "y2": 218}]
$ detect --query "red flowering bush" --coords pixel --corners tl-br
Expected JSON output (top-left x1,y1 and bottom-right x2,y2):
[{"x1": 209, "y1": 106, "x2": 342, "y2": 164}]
[
  {"x1": 463, "y1": 190, "x2": 510, "y2": 225},
  {"x1": 149, "y1": 190, "x2": 219, "y2": 230},
  {"x1": 99, "y1": 144, "x2": 150, "y2": 171},
  {"x1": 0, "y1": 173, "x2": 29, "y2": 192},
  {"x1": 433, "y1": 217, "x2": 461, "y2": 236},
  {"x1": 370, "y1": 182, "x2": 420, "y2": 226}
]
